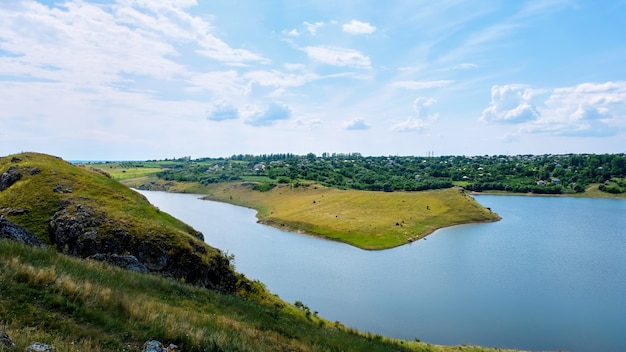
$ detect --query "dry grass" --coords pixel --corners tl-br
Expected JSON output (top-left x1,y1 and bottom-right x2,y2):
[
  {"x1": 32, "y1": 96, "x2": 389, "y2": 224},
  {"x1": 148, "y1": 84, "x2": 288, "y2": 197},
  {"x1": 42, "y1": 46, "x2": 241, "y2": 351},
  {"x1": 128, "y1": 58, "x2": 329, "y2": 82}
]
[{"x1": 204, "y1": 182, "x2": 500, "y2": 250}]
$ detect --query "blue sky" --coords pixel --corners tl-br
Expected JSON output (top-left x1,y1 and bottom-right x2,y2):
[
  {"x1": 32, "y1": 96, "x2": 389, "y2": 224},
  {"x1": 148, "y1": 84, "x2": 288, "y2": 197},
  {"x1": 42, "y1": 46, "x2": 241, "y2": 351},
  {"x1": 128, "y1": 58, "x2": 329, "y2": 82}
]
[{"x1": 1, "y1": 0, "x2": 625, "y2": 160}]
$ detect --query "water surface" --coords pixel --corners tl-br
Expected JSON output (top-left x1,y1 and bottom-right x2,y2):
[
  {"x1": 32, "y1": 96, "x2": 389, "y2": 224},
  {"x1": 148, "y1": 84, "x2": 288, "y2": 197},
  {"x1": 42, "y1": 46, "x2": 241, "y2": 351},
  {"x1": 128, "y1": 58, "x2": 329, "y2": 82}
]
[{"x1": 139, "y1": 190, "x2": 626, "y2": 352}]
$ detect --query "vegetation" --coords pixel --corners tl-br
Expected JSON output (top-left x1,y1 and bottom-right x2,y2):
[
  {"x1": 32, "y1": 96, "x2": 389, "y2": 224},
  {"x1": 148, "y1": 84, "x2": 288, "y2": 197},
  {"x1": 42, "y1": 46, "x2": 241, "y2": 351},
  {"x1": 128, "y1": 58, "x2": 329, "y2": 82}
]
[
  {"x1": 1, "y1": 240, "x2": 511, "y2": 351},
  {"x1": 202, "y1": 182, "x2": 499, "y2": 250},
  {"x1": 92, "y1": 153, "x2": 626, "y2": 197}
]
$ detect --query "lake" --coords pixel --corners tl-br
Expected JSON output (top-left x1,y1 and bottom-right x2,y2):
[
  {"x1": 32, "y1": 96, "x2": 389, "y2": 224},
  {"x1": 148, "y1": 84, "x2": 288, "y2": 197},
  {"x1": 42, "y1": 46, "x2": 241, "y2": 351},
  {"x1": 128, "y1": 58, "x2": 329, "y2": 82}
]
[{"x1": 137, "y1": 190, "x2": 626, "y2": 352}]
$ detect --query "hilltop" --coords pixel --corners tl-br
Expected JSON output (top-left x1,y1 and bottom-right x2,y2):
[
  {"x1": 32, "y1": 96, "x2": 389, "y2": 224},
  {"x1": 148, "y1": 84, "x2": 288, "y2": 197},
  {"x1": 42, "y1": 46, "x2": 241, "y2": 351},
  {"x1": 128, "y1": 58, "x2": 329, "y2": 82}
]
[
  {"x1": 0, "y1": 152, "x2": 513, "y2": 351},
  {"x1": 0, "y1": 152, "x2": 236, "y2": 291}
]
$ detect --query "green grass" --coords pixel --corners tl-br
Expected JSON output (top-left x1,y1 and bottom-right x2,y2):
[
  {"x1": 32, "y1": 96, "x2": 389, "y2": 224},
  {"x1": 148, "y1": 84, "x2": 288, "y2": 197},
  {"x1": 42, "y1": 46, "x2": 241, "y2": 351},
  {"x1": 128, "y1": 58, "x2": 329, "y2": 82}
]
[
  {"x1": 203, "y1": 182, "x2": 500, "y2": 250},
  {"x1": 0, "y1": 240, "x2": 510, "y2": 352}
]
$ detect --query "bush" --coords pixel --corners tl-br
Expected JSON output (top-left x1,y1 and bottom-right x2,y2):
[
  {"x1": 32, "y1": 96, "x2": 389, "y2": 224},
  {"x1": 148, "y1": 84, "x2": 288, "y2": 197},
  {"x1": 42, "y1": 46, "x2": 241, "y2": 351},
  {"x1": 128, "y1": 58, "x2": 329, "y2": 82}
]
[{"x1": 252, "y1": 182, "x2": 275, "y2": 192}]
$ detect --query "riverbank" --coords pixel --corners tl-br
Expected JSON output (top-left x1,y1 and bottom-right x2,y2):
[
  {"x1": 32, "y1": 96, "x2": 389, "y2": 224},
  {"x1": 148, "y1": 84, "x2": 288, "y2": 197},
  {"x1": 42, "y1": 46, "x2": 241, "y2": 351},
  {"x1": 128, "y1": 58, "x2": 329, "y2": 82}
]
[{"x1": 200, "y1": 182, "x2": 501, "y2": 250}]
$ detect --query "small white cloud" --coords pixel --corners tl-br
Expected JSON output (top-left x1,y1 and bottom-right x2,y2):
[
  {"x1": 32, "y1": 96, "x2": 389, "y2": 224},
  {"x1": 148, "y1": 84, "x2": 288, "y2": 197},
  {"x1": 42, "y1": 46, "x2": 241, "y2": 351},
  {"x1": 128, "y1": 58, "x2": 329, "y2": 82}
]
[
  {"x1": 391, "y1": 97, "x2": 439, "y2": 132},
  {"x1": 481, "y1": 85, "x2": 539, "y2": 124},
  {"x1": 303, "y1": 21, "x2": 325, "y2": 35},
  {"x1": 206, "y1": 100, "x2": 239, "y2": 121},
  {"x1": 282, "y1": 29, "x2": 300, "y2": 36},
  {"x1": 342, "y1": 20, "x2": 376, "y2": 35},
  {"x1": 293, "y1": 118, "x2": 323, "y2": 129},
  {"x1": 245, "y1": 102, "x2": 292, "y2": 126},
  {"x1": 453, "y1": 63, "x2": 479, "y2": 70},
  {"x1": 303, "y1": 46, "x2": 371, "y2": 68},
  {"x1": 390, "y1": 116, "x2": 429, "y2": 132},
  {"x1": 343, "y1": 118, "x2": 370, "y2": 130},
  {"x1": 391, "y1": 80, "x2": 454, "y2": 90}
]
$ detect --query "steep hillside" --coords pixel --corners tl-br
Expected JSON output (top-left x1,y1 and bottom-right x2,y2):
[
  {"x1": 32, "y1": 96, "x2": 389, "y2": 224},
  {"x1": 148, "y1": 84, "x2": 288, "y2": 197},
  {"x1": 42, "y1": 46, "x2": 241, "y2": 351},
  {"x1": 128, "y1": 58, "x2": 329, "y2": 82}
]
[{"x1": 0, "y1": 152, "x2": 236, "y2": 291}]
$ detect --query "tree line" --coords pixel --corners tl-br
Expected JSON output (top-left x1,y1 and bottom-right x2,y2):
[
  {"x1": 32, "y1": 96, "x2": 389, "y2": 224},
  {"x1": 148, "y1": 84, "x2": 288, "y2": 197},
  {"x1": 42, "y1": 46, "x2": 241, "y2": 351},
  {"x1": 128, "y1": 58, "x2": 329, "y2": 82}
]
[{"x1": 155, "y1": 153, "x2": 626, "y2": 195}]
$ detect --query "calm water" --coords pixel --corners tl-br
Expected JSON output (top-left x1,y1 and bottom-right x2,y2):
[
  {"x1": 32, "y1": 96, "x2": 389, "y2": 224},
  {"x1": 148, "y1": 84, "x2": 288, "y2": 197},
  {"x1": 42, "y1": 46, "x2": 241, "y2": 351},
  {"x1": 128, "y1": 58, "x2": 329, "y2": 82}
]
[{"x1": 138, "y1": 190, "x2": 626, "y2": 352}]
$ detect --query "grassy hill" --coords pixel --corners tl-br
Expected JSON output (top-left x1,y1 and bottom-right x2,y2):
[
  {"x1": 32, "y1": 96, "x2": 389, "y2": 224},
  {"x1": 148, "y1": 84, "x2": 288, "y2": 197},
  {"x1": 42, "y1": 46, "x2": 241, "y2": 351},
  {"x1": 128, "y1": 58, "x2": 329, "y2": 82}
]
[{"x1": 0, "y1": 152, "x2": 512, "y2": 351}]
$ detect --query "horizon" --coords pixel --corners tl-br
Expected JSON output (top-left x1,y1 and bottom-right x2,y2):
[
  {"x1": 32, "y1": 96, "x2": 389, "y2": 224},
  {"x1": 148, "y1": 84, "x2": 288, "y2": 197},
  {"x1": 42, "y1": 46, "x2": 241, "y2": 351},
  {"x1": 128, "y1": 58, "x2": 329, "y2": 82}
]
[
  {"x1": 64, "y1": 150, "x2": 626, "y2": 163},
  {"x1": 1, "y1": 1, "x2": 625, "y2": 161}
]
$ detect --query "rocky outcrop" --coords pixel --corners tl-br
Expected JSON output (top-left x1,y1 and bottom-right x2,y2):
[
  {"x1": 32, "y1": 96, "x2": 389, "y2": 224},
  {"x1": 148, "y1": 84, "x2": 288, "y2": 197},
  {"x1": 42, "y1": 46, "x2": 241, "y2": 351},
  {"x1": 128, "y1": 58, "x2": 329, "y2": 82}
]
[
  {"x1": 142, "y1": 340, "x2": 179, "y2": 352},
  {"x1": 89, "y1": 253, "x2": 148, "y2": 274},
  {"x1": 0, "y1": 217, "x2": 44, "y2": 247},
  {"x1": 0, "y1": 331, "x2": 15, "y2": 350},
  {"x1": 0, "y1": 166, "x2": 22, "y2": 191},
  {"x1": 48, "y1": 198, "x2": 237, "y2": 292},
  {"x1": 49, "y1": 200, "x2": 104, "y2": 257},
  {"x1": 25, "y1": 342, "x2": 56, "y2": 352}
]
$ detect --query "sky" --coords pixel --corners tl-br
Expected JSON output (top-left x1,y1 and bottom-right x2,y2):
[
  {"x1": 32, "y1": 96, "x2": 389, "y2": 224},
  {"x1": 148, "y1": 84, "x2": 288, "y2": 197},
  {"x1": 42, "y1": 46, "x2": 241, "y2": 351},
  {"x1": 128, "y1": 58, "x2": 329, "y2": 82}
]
[{"x1": 1, "y1": 0, "x2": 626, "y2": 160}]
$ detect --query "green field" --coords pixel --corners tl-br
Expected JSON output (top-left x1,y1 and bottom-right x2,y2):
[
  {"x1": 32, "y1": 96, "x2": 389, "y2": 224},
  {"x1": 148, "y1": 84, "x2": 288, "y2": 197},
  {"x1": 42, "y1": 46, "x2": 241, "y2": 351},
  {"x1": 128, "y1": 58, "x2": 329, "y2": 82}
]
[{"x1": 203, "y1": 182, "x2": 500, "y2": 250}]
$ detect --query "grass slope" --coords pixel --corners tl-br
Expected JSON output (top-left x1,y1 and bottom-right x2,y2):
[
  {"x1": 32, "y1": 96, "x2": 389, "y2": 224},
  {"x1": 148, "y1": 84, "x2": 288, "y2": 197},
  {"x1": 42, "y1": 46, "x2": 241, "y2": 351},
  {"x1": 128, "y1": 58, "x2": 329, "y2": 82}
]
[
  {"x1": 2, "y1": 240, "x2": 509, "y2": 352},
  {"x1": 203, "y1": 182, "x2": 500, "y2": 250}
]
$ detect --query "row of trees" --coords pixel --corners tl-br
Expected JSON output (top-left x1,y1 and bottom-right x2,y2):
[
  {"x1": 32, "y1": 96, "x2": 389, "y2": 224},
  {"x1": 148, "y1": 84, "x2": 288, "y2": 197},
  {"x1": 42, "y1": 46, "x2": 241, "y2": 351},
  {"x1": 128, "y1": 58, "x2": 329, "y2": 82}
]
[{"x1": 155, "y1": 153, "x2": 626, "y2": 195}]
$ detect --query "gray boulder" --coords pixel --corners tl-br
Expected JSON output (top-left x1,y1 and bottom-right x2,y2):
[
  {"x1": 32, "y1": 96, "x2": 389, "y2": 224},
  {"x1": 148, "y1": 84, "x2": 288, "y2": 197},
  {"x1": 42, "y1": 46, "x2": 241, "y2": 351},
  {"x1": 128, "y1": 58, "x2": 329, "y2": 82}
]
[
  {"x1": 25, "y1": 342, "x2": 56, "y2": 352},
  {"x1": 0, "y1": 331, "x2": 15, "y2": 350},
  {"x1": 142, "y1": 340, "x2": 179, "y2": 352},
  {"x1": 0, "y1": 217, "x2": 44, "y2": 247},
  {"x1": 0, "y1": 166, "x2": 22, "y2": 191}
]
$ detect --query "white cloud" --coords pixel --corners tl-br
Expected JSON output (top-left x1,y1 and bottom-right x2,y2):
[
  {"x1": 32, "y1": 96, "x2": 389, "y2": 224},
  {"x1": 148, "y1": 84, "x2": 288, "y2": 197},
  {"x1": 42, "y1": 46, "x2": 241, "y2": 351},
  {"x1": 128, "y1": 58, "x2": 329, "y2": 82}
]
[
  {"x1": 342, "y1": 20, "x2": 376, "y2": 35},
  {"x1": 391, "y1": 80, "x2": 454, "y2": 90},
  {"x1": 244, "y1": 102, "x2": 292, "y2": 126},
  {"x1": 390, "y1": 97, "x2": 439, "y2": 132},
  {"x1": 244, "y1": 69, "x2": 319, "y2": 88},
  {"x1": 304, "y1": 21, "x2": 325, "y2": 35},
  {"x1": 293, "y1": 118, "x2": 323, "y2": 129},
  {"x1": 521, "y1": 81, "x2": 626, "y2": 137},
  {"x1": 481, "y1": 85, "x2": 539, "y2": 123},
  {"x1": 303, "y1": 46, "x2": 371, "y2": 68},
  {"x1": 343, "y1": 118, "x2": 371, "y2": 130},
  {"x1": 453, "y1": 63, "x2": 479, "y2": 70},
  {"x1": 206, "y1": 100, "x2": 239, "y2": 121},
  {"x1": 283, "y1": 29, "x2": 300, "y2": 36}
]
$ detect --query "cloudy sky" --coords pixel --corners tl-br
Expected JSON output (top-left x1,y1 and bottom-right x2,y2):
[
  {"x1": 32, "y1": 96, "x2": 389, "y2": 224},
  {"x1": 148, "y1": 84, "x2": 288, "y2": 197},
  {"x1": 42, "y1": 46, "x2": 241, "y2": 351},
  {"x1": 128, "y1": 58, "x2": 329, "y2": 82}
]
[{"x1": 1, "y1": 0, "x2": 625, "y2": 160}]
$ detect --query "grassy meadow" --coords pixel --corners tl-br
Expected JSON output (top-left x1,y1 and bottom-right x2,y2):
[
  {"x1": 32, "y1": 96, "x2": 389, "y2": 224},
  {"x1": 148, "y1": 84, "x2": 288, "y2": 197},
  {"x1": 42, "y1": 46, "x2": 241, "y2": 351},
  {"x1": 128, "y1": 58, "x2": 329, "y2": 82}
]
[
  {"x1": 202, "y1": 182, "x2": 500, "y2": 250},
  {"x1": 0, "y1": 240, "x2": 511, "y2": 352}
]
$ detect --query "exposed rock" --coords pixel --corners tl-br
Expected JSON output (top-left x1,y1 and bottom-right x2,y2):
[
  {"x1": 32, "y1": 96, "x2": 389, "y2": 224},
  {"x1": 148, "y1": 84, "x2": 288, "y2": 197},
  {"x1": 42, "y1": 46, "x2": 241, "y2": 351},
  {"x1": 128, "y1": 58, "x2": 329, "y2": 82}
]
[
  {"x1": 49, "y1": 200, "x2": 104, "y2": 256},
  {"x1": 193, "y1": 231, "x2": 204, "y2": 241},
  {"x1": 0, "y1": 217, "x2": 44, "y2": 247},
  {"x1": 0, "y1": 166, "x2": 22, "y2": 191},
  {"x1": 48, "y1": 198, "x2": 238, "y2": 292},
  {"x1": 0, "y1": 331, "x2": 15, "y2": 350},
  {"x1": 29, "y1": 168, "x2": 41, "y2": 176},
  {"x1": 89, "y1": 253, "x2": 148, "y2": 274},
  {"x1": 25, "y1": 342, "x2": 56, "y2": 352},
  {"x1": 136, "y1": 240, "x2": 168, "y2": 271},
  {"x1": 142, "y1": 340, "x2": 179, "y2": 352},
  {"x1": 52, "y1": 183, "x2": 72, "y2": 193},
  {"x1": 0, "y1": 208, "x2": 28, "y2": 216},
  {"x1": 10, "y1": 157, "x2": 21, "y2": 163}
]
